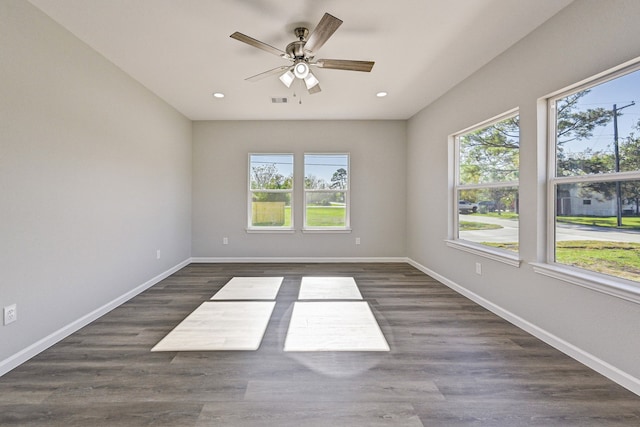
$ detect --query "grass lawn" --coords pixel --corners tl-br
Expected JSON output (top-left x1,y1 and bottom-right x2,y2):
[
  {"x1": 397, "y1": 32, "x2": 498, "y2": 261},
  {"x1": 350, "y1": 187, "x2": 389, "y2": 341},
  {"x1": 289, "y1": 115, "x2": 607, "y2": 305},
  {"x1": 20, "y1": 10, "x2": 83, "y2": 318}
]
[
  {"x1": 459, "y1": 221, "x2": 502, "y2": 231},
  {"x1": 306, "y1": 206, "x2": 346, "y2": 226},
  {"x1": 282, "y1": 206, "x2": 346, "y2": 227},
  {"x1": 483, "y1": 242, "x2": 519, "y2": 252},
  {"x1": 555, "y1": 240, "x2": 640, "y2": 281},
  {"x1": 557, "y1": 215, "x2": 640, "y2": 230},
  {"x1": 486, "y1": 240, "x2": 640, "y2": 282},
  {"x1": 472, "y1": 212, "x2": 519, "y2": 220}
]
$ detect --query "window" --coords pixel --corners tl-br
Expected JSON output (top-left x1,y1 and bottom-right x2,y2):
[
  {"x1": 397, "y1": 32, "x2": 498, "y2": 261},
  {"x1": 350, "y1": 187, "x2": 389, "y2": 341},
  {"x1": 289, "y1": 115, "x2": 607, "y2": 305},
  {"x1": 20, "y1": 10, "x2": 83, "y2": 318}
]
[
  {"x1": 248, "y1": 154, "x2": 293, "y2": 230},
  {"x1": 452, "y1": 111, "x2": 520, "y2": 256},
  {"x1": 303, "y1": 154, "x2": 350, "y2": 230},
  {"x1": 548, "y1": 64, "x2": 640, "y2": 284}
]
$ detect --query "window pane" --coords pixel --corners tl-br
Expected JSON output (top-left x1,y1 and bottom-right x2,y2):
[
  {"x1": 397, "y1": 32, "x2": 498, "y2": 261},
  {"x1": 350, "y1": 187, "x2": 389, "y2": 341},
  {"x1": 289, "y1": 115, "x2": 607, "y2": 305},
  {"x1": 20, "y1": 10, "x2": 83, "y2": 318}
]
[
  {"x1": 304, "y1": 154, "x2": 348, "y2": 190},
  {"x1": 555, "y1": 181, "x2": 640, "y2": 282},
  {"x1": 555, "y1": 69, "x2": 640, "y2": 177},
  {"x1": 457, "y1": 188, "x2": 519, "y2": 252},
  {"x1": 250, "y1": 192, "x2": 291, "y2": 227},
  {"x1": 250, "y1": 154, "x2": 293, "y2": 190},
  {"x1": 458, "y1": 115, "x2": 519, "y2": 185},
  {"x1": 305, "y1": 192, "x2": 346, "y2": 227}
]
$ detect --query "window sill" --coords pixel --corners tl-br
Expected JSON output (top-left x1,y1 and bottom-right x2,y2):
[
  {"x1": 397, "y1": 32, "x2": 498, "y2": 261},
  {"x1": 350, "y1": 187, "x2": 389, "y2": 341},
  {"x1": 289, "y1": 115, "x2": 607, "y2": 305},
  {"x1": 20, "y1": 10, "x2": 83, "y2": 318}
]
[
  {"x1": 445, "y1": 239, "x2": 522, "y2": 267},
  {"x1": 531, "y1": 262, "x2": 640, "y2": 305},
  {"x1": 302, "y1": 228, "x2": 352, "y2": 234},
  {"x1": 246, "y1": 228, "x2": 295, "y2": 234}
]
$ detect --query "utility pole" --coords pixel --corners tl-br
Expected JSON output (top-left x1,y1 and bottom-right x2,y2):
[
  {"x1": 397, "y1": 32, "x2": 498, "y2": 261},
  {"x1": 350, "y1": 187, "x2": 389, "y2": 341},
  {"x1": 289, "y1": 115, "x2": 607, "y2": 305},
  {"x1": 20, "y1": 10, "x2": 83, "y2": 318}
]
[{"x1": 613, "y1": 101, "x2": 635, "y2": 227}]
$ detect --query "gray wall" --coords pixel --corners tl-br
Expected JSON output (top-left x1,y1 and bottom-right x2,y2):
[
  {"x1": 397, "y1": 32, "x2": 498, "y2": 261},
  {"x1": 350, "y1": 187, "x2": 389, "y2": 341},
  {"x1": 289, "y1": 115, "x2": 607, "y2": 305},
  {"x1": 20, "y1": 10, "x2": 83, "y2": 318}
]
[
  {"x1": 192, "y1": 120, "x2": 406, "y2": 258},
  {"x1": 0, "y1": 1, "x2": 192, "y2": 364},
  {"x1": 407, "y1": 0, "x2": 640, "y2": 382}
]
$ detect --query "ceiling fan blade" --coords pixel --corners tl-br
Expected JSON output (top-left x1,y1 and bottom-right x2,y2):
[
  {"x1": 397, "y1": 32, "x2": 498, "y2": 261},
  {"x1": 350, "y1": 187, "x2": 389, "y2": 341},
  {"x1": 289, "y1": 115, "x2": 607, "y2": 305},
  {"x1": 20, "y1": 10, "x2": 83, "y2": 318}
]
[
  {"x1": 314, "y1": 59, "x2": 375, "y2": 72},
  {"x1": 230, "y1": 32, "x2": 288, "y2": 58},
  {"x1": 245, "y1": 65, "x2": 292, "y2": 82},
  {"x1": 303, "y1": 13, "x2": 343, "y2": 56},
  {"x1": 308, "y1": 84, "x2": 322, "y2": 95}
]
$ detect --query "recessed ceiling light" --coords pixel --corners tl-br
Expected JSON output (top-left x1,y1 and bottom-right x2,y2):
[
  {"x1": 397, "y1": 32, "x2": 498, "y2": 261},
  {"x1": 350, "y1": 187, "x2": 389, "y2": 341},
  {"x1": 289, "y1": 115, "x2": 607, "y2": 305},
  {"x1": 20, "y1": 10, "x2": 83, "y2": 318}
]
[
  {"x1": 212, "y1": 92, "x2": 225, "y2": 99},
  {"x1": 376, "y1": 91, "x2": 388, "y2": 98}
]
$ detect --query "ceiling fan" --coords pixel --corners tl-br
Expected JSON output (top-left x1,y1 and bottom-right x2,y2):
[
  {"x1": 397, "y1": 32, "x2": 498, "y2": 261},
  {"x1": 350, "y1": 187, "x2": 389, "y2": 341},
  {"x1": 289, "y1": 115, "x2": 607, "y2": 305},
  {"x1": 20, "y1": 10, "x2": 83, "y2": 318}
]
[{"x1": 230, "y1": 13, "x2": 375, "y2": 94}]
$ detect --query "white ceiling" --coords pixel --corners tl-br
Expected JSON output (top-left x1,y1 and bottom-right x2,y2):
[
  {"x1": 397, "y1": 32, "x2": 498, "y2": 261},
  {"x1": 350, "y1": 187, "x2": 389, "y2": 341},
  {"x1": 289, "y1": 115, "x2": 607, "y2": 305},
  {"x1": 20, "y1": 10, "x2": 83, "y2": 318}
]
[{"x1": 28, "y1": 0, "x2": 573, "y2": 121}]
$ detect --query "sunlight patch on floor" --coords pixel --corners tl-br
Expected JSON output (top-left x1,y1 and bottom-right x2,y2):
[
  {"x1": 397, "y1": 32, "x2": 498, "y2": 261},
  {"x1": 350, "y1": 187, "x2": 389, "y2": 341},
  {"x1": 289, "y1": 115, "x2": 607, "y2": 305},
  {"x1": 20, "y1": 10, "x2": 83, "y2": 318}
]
[
  {"x1": 211, "y1": 276, "x2": 283, "y2": 300},
  {"x1": 151, "y1": 301, "x2": 275, "y2": 351},
  {"x1": 298, "y1": 276, "x2": 362, "y2": 300},
  {"x1": 284, "y1": 301, "x2": 390, "y2": 352}
]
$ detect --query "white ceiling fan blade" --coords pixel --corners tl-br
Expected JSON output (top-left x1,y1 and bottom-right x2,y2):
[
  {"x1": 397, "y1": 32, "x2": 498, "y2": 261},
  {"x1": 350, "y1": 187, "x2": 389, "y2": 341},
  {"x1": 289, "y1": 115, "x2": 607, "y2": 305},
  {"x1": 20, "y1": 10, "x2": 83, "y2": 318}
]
[
  {"x1": 230, "y1": 32, "x2": 289, "y2": 58},
  {"x1": 245, "y1": 65, "x2": 292, "y2": 82},
  {"x1": 308, "y1": 84, "x2": 322, "y2": 95},
  {"x1": 314, "y1": 59, "x2": 374, "y2": 72},
  {"x1": 304, "y1": 13, "x2": 343, "y2": 56}
]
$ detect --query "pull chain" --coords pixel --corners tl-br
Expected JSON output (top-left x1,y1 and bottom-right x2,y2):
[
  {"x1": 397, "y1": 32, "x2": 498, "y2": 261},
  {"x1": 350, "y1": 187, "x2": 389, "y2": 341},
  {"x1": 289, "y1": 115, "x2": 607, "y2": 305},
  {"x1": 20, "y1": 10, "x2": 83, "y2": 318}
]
[
  {"x1": 291, "y1": 79, "x2": 304, "y2": 104},
  {"x1": 298, "y1": 79, "x2": 303, "y2": 104}
]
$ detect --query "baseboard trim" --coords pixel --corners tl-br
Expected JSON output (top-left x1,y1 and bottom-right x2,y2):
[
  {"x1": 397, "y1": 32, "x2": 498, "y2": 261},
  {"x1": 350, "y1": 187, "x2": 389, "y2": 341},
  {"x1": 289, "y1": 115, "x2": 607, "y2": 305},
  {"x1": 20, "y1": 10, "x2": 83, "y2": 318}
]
[
  {"x1": 406, "y1": 258, "x2": 640, "y2": 396},
  {"x1": 0, "y1": 258, "x2": 191, "y2": 377},
  {"x1": 190, "y1": 256, "x2": 409, "y2": 263}
]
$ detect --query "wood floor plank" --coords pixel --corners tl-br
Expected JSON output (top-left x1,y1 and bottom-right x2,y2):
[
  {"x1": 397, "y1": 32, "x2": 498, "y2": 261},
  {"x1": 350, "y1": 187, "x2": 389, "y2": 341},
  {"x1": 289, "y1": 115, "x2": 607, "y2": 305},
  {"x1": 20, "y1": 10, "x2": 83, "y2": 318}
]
[
  {"x1": 0, "y1": 262, "x2": 638, "y2": 426},
  {"x1": 196, "y1": 401, "x2": 424, "y2": 427}
]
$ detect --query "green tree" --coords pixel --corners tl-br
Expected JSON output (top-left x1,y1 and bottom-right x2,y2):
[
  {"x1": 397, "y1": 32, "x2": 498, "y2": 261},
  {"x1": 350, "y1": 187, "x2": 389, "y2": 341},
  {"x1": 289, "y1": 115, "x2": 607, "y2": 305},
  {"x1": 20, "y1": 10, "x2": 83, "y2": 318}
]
[
  {"x1": 251, "y1": 163, "x2": 292, "y2": 202},
  {"x1": 459, "y1": 116, "x2": 519, "y2": 214},
  {"x1": 556, "y1": 90, "x2": 616, "y2": 177},
  {"x1": 304, "y1": 174, "x2": 328, "y2": 189},
  {"x1": 459, "y1": 116, "x2": 519, "y2": 186},
  {"x1": 330, "y1": 168, "x2": 348, "y2": 189},
  {"x1": 620, "y1": 123, "x2": 640, "y2": 214},
  {"x1": 556, "y1": 91, "x2": 615, "y2": 144}
]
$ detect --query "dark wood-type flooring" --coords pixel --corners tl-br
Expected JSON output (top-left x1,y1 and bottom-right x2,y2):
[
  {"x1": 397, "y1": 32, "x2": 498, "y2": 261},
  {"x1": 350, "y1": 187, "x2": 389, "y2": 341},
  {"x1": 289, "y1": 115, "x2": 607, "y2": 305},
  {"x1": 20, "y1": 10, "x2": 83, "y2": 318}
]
[{"x1": 1, "y1": 263, "x2": 639, "y2": 426}]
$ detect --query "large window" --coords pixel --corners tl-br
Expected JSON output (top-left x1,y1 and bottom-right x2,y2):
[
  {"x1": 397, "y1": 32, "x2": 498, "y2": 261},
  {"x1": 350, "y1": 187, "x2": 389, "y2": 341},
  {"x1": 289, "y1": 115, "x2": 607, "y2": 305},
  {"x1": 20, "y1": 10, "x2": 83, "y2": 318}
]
[
  {"x1": 248, "y1": 154, "x2": 293, "y2": 230},
  {"x1": 548, "y1": 64, "x2": 640, "y2": 284},
  {"x1": 453, "y1": 111, "x2": 520, "y2": 255},
  {"x1": 304, "y1": 154, "x2": 350, "y2": 230}
]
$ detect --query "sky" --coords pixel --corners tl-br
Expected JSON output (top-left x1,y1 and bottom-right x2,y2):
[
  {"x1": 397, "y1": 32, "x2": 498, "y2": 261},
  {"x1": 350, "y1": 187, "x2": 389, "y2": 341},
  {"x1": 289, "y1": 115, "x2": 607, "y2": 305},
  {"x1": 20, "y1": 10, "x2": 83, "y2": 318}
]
[
  {"x1": 249, "y1": 154, "x2": 348, "y2": 183},
  {"x1": 562, "y1": 67, "x2": 640, "y2": 155}
]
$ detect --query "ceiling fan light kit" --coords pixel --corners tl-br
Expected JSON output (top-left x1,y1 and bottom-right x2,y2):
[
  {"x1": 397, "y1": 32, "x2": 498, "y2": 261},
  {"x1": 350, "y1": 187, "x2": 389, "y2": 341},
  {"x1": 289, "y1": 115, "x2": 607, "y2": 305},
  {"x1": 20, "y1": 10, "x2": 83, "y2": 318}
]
[
  {"x1": 293, "y1": 62, "x2": 309, "y2": 79},
  {"x1": 279, "y1": 70, "x2": 295, "y2": 88},
  {"x1": 304, "y1": 73, "x2": 320, "y2": 90},
  {"x1": 230, "y1": 13, "x2": 375, "y2": 95}
]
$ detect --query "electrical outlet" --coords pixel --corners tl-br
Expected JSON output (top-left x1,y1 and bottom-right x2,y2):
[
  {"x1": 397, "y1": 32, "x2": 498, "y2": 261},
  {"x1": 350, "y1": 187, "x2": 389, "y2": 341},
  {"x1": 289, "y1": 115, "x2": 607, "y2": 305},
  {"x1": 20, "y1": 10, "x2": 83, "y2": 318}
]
[
  {"x1": 156, "y1": 249, "x2": 161, "y2": 259},
  {"x1": 355, "y1": 237, "x2": 361, "y2": 245},
  {"x1": 4, "y1": 304, "x2": 17, "y2": 325},
  {"x1": 223, "y1": 237, "x2": 228, "y2": 245},
  {"x1": 475, "y1": 262, "x2": 482, "y2": 275}
]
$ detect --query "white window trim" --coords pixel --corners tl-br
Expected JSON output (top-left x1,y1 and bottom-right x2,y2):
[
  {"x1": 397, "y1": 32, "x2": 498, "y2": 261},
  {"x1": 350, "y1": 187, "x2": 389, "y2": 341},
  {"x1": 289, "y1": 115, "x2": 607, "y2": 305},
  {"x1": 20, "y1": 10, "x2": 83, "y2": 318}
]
[
  {"x1": 531, "y1": 262, "x2": 640, "y2": 305},
  {"x1": 247, "y1": 153, "x2": 294, "y2": 232},
  {"x1": 303, "y1": 153, "x2": 350, "y2": 232},
  {"x1": 246, "y1": 228, "x2": 296, "y2": 234},
  {"x1": 446, "y1": 239, "x2": 522, "y2": 267},
  {"x1": 540, "y1": 60, "x2": 640, "y2": 304},
  {"x1": 450, "y1": 108, "x2": 520, "y2": 262}
]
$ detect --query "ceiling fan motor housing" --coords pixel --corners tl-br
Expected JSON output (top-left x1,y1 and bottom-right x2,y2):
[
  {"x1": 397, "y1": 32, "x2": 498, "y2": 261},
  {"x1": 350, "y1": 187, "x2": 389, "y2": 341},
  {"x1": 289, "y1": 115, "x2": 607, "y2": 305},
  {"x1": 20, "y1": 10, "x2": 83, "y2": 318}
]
[{"x1": 286, "y1": 41, "x2": 307, "y2": 59}]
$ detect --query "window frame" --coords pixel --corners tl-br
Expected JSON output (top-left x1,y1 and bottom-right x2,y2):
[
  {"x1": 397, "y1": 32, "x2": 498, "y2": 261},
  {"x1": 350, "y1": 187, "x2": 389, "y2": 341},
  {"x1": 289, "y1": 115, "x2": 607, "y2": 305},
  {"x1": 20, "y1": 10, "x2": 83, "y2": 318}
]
[
  {"x1": 247, "y1": 153, "x2": 295, "y2": 233},
  {"x1": 538, "y1": 60, "x2": 640, "y2": 303},
  {"x1": 302, "y1": 153, "x2": 351, "y2": 232},
  {"x1": 447, "y1": 108, "x2": 522, "y2": 267}
]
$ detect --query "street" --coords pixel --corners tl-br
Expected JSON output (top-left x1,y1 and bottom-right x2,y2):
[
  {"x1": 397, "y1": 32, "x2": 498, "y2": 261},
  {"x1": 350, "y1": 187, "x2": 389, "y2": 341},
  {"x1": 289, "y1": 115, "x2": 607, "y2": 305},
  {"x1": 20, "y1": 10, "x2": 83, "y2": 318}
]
[{"x1": 459, "y1": 214, "x2": 640, "y2": 244}]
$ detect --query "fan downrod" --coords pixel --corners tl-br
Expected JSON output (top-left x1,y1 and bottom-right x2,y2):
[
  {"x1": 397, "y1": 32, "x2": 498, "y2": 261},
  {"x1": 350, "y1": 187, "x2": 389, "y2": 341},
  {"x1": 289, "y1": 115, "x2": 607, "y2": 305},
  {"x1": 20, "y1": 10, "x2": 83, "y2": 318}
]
[{"x1": 294, "y1": 27, "x2": 309, "y2": 41}]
